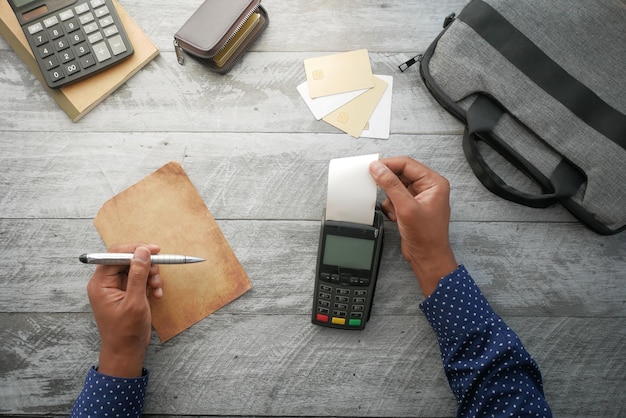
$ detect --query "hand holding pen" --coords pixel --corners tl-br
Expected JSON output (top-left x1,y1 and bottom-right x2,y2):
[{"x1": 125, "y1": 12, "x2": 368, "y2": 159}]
[{"x1": 85, "y1": 243, "x2": 164, "y2": 378}]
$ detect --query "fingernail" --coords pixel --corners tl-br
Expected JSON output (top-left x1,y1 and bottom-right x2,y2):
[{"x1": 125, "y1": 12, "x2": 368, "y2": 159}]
[
  {"x1": 133, "y1": 247, "x2": 150, "y2": 263},
  {"x1": 370, "y1": 160, "x2": 386, "y2": 176}
]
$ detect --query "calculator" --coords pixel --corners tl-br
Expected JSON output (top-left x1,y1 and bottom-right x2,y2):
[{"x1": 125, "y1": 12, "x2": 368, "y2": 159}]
[
  {"x1": 8, "y1": 0, "x2": 134, "y2": 88},
  {"x1": 312, "y1": 210, "x2": 384, "y2": 330}
]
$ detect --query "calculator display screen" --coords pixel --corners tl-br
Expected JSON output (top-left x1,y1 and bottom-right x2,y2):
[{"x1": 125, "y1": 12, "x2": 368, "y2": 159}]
[
  {"x1": 10, "y1": 0, "x2": 38, "y2": 8},
  {"x1": 323, "y1": 234, "x2": 375, "y2": 270}
]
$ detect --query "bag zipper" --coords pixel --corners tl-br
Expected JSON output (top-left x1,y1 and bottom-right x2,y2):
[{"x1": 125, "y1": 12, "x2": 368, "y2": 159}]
[
  {"x1": 398, "y1": 54, "x2": 423, "y2": 72},
  {"x1": 398, "y1": 13, "x2": 456, "y2": 72}
]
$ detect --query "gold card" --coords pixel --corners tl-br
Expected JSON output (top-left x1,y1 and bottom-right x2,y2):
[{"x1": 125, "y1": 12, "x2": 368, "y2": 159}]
[
  {"x1": 304, "y1": 49, "x2": 374, "y2": 98},
  {"x1": 93, "y1": 161, "x2": 251, "y2": 342},
  {"x1": 213, "y1": 12, "x2": 261, "y2": 67},
  {"x1": 322, "y1": 75, "x2": 388, "y2": 138}
]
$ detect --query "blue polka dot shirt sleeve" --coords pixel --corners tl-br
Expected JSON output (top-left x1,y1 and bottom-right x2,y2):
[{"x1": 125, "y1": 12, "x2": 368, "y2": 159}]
[
  {"x1": 71, "y1": 366, "x2": 148, "y2": 417},
  {"x1": 420, "y1": 266, "x2": 552, "y2": 418}
]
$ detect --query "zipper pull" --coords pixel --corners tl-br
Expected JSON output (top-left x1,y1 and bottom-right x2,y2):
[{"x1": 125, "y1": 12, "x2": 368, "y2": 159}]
[
  {"x1": 398, "y1": 54, "x2": 423, "y2": 72},
  {"x1": 173, "y1": 39, "x2": 184, "y2": 65},
  {"x1": 443, "y1": 13, "x2": 456, "y2": 28}
]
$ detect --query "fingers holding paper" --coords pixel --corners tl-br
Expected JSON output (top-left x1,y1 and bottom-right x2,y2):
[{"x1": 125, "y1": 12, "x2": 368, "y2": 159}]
[{"x1": 369, "y1": 157, "x2": 457, "y2": 297}]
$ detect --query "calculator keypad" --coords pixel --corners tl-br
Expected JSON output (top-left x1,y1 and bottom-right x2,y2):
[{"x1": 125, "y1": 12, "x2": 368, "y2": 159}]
[{"x1": 23, "y1": 0, "x2": 133, "y2": 88}]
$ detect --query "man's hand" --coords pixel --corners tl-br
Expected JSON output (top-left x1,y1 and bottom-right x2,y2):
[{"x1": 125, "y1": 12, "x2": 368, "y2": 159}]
[
  {"x1": 86, "y1": 242, "x2": 163, "y2": 377},
  {"x1": 370, "y1": 157, "x2": 457, "y2": 297}
]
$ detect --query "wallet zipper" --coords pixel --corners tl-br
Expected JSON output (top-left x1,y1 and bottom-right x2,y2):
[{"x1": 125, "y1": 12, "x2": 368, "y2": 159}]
[
  {"x1": 173, "y1": 39, "x2": 185, "y2": 65},
  {"x1": 174, "y1": 1, "x2": 260, "y2": 66},
  {"x1": 212, "y1": 6, "x2": 259, "y2": 58}
]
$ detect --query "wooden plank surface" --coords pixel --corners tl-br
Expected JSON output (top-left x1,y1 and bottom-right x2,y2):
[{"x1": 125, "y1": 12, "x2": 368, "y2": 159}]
[{"x1": 1, "y1": 0, "x2": 625, "y2": 416}]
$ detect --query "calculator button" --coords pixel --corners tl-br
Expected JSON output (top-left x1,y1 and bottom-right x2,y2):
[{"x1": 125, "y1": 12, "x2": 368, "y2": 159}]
[
  {"x1": 70, "y1": 31, "x2": 85, "y2": 45},
  {"x1": 64, "y1": 62, "x2": 81, "y2": 76},
  {"x1": 83, "y1": 22, "x2": 99, "y2": 34},
  {"x1": 318, "y1": 292, "x2": 331, "y2": 300},
  {"x1": 75, "y1": 43, "x2": 90, "y2": 56},
  {"x1": 88, "y1": 32, "x2": 103, "y2": 44},
  {"x1": 108, "y1": 35, "x2": 127, "y2": 55},
  {"x1": 38, "y1": 45, "x2": 54, "y2": 58},
  {"x1": 352, "y1": 305, "x2": 364, "y2": 311},
  {"x1": 59, "y1": 9, "x2": 75, "y2": 21},
  {"x1": 90, "y1": 0, "x2": 106, "y2": 7},
  {"x1": 79, "y1": 54, "x2": 96, "y2": 68},
  {"x1": 60, "y1": 49, "x2": 74, "y2": 63},
  {"x1": 350, "y1": 312, "x2": 363, "y2": 318},
  {"x1": 333, "y1": 311, "x2": 347, "y2": 318},
  {"x1": 43, "y1": 16, "x2": 59, "y2": 28},
  {"x1": 348, "y1": 319, "x2": 362, "y2": 327},
  {"x1": 49, "y1": 69, "x2": 65, "y2": 82},
  {"x1": 336, "y1": 288, "x2": 350, "y2": 295},
  {"x1": 33, "y1": 32, "x2": 49, "y2": 46},
  {"x1": 54, "y1": 37, "x2": 70, "y2": 52},
  {"x1": 48, "y1": 27, "x2": 64, "y2": 40},
  {"x1": 93, "y1": 41, "x2": 111, "y2": 62},
  {"x1": 75, "y1": 3, "x2": 90, "y2": 14},
  {"x1": 28, "y1": 22, "x2": 44, "y2": 34},
  {"x1": 94, "y1": 5, "x2": 109, "y2": 18},
  {"x1": 99, "y1": 15, "x2": 114, "y2": 28},
  {"x1": 79, "y1": 13, "x2": 95, "y2": 25},
  {"x1": 44, "y1": 55, "x2": 60, "y2": 70},
  {"x1": 103, "y1": 25, "x2": 118, "y2": 37},
  {"x1": 353, "y1": 298, "x2": 366, "y2": 304},
  {"x1": 64, "y1": 19, "x2": 80, "y2": 33},
  {"x1": 335, "y1": 296, "x2": 349, "y2": 303},
  {"x1": 320, "y1": 285, "x2": 332, "y2": 292},
  {"x1": 334, "y1": 303, "x2": 348, "y2": 310},
  {"x1": 354, "y1": 290, "x2": 367, "y2": 296}
]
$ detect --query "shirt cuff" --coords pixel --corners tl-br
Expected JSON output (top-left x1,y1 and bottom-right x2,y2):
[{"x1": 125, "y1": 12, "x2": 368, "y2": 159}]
[
  {"x1": 70, "y1": 366, "x2": 149, "y2": 418},
  {"x1": 419, "y1": 265, "x2": 496, "y2": 339}
]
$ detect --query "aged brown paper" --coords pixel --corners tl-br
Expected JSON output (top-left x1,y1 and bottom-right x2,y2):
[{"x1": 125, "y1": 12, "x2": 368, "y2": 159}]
[{"x1": 94, "y1": 161, "x2": 251, "y2": 342}]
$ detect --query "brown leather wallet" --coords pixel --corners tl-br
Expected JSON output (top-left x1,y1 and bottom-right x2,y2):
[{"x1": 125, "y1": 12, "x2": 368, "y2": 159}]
[{"x1": 174, "y1": 0, "x2": 268, "y2": 74}]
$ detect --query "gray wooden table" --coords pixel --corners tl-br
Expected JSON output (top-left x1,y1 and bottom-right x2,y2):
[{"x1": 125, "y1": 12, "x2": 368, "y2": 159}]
[{"x1": 1, "y1": 0, "x2": 625, "y2": 416}]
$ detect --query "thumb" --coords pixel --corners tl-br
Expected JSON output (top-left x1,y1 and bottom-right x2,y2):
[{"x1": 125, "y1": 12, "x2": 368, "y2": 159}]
[
  {"x1": 370, "y1": 160, "x2": 415, "y2": 208},
  {"x1": 125, "y1": 246, "x2": 151, "y2": 303}
]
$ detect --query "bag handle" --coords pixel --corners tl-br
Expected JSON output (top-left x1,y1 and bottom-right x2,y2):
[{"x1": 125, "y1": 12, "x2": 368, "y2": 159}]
[{"x1": 463, "y1": 95, "x2": 586, "y2": 208}]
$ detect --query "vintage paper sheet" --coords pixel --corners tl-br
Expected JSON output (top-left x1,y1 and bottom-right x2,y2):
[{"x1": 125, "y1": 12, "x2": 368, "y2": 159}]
[{"x1": 94, "y1": 161, "x2": 251, "y2": 342}]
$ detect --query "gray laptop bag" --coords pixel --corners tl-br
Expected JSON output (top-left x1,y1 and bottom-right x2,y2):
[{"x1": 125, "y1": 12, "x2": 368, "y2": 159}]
[{"x1": 416, "y1": 0, "x2": 626, "y2": 234}]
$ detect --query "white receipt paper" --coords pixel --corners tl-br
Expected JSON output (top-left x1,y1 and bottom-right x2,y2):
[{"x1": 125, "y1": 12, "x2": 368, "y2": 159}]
[{"x1": 326, "y1": 154, "x2": 380, "y2": 226}]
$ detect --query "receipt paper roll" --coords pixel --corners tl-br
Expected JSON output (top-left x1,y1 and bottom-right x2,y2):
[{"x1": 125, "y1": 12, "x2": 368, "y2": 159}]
[{"x1": 325, "y1": 154, "x2": 380, "y2": 225}]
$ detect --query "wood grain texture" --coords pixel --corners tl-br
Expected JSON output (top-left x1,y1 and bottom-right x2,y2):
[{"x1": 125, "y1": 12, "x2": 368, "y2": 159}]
[
  {"x1": 1, "y1": 0, "x2": 625, "y2": 416},
  {"x1": 0, "y1": 313, "x2": 624, "y2": 416},
  {"x1": 1, "y1": 219, "x2": 624, "y2": 317}
]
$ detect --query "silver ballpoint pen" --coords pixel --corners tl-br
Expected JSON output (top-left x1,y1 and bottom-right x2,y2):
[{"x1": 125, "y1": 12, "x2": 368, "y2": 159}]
[{"x1": 79, "y1": 253, "x2": 206, "y2": 265}]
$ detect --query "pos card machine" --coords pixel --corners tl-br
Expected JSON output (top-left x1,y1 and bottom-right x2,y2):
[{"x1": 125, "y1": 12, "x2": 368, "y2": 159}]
[
  {"x1": 312, "y1": 154, "x2": 384, "y2": 330},
  {"x1": 312, "y1": 210, "x2": 384, "y2": 330}
]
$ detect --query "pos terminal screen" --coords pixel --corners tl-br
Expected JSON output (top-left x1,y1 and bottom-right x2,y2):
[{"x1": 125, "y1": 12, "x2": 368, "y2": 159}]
[{"x1": 322, "y1": 234, "x2": 374, "y2": 270}]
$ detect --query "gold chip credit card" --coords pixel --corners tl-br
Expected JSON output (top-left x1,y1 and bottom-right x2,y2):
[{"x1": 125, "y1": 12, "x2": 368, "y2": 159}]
[{"x1": 213, "y1": 12, "x2": 261, "y2": 68}]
